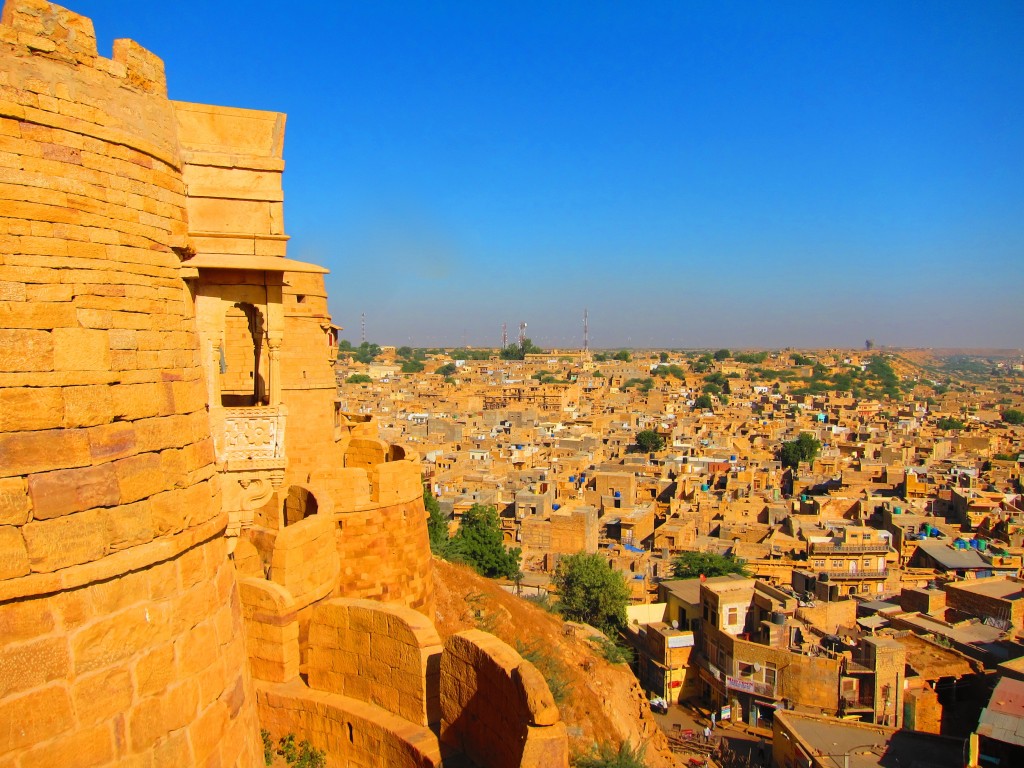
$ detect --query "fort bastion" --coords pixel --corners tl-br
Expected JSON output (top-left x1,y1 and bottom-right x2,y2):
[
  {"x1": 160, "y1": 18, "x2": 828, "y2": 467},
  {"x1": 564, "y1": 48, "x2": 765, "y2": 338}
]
[{"x1": 0, "y1": 2, "x2": 567, "y2": 766}]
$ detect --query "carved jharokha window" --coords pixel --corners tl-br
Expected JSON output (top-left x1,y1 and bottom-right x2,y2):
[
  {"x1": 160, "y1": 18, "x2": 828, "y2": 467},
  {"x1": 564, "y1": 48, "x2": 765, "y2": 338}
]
[{"x1": 221, "y1": 303, "x2": 269, "y2": 407}]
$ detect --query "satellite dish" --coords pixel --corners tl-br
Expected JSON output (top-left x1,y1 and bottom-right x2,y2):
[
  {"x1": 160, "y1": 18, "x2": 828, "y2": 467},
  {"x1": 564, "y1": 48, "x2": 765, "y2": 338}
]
[
  {"x1": 671, "y1": 620, "x2": 679, "y2": 629},
  {"x1": 753, "y1": 663, "x2": 762, "y2": 673}
]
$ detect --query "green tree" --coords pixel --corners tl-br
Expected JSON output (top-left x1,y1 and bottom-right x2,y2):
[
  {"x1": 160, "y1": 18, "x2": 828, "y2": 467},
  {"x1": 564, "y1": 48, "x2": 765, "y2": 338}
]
[
  {"x1": 635, "y1": 429, "x2": 665, "y2": 453},
  {"x1": 936, "y1": 416, "x2": 965, "y2": 430},
  {"x1": 659, "y1": 351, "x2": 669, "y2": 363},
  {"x1": 693, "y1": 394, "x2": 714, "y2": 410},
  {"x1": 779, "y1": 432, "x2": 821, "y2": 469},
  {"x1": 553, "y1": 553, "x2": 629, "y2": 636},
  {"x1": 396, "y1": 345, "x2": 414, "y2": 359},
  {"x1": 423, "y1": 486, "x2": 449, "y2": 555},
  {"x1": 350, "y1": 341, "x2": 381, "y2": 364},
  {"x1": 1002, "y1": 409, "x2": 1024, "y2": 426},
  {"x1": 345, "y1": 373, "x2": 372, "y2": 384},
  {"x1": 435, "y1": 362, "x2": 458, "y2": 376},
  {"x1": 401, "y1": 360, "x2": 425, "y2": 373},
  {"x1": 671, "y1": 551, "x2": 749, "y2": 579},
  {"x1": 613, "y1": 350, "x2": 631, "y2": 362},
  {"x1": 447, "y1": 504, "x2": 520, "y2": 579},
  {"x1": 500, "y1": 337, "x2": 542, "y2": 360},
  {"x1": 713, "y1": 348, "x2": 731, "y2": 361}
]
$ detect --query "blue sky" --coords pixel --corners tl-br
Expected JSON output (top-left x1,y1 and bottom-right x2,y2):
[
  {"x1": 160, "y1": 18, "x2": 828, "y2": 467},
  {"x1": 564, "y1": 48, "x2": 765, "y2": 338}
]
[{"x1": 78, "y1": 1, "x2": 1024, "y2": 349}]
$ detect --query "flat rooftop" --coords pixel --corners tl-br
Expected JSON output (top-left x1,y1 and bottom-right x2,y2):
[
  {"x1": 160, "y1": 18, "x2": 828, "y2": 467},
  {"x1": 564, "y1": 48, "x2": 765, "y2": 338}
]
[
  {"x1": 947, "y1": 577, "x2": 1024, "y2": 600},
  {"x1": 777, "y1": 710, "x2": 964, "y2": 768}
]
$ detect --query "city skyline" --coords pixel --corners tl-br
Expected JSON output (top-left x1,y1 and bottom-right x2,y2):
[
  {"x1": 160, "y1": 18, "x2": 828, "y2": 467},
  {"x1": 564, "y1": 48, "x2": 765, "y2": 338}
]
[{"x1": 79, "y1": 1, "x2": 1024, "y2": 348}]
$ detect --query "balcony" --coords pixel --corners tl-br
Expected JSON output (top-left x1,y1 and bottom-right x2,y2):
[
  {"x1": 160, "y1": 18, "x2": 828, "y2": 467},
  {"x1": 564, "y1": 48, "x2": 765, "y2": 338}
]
[
  {"x1": 219, "y1": 405, "x2": 287, "y2": 472},
  {"x1": 810, "y1": 543, "x2": 891, "y2": 554},
  {"x1": 823, "y1": 569, "x2": 887, "y2": 580}
]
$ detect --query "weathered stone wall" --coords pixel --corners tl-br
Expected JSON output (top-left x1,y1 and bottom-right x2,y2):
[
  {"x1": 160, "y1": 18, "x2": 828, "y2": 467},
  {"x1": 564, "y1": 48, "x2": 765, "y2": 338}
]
[
  {"x1": 440, "y1": 630, "x2": 568, "y2": 768},
  {"x1": 257, "y1": 679, "x2": 443, "y2": 768},
  {"x1": 307, "y1": 598, "x2": 443, "y2": 728},
  {"x1": 0, "y1": 2, "x2": 259, "y2": 764},
  {"x1": 336, "y1": 495, "x2": 435, "y2": 615}
]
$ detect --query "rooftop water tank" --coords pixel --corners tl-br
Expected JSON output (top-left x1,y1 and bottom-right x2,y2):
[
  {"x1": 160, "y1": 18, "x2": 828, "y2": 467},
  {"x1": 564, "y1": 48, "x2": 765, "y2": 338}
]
[
  {"x1": 614, "y1": 491, "x2": 621, "y2": 498},
  {"x1": 771, "y1": 612, "x2": 787, "y2": 625},
  {"x1": 552, "y1": 503, "x2": 560, "y2": 511}
]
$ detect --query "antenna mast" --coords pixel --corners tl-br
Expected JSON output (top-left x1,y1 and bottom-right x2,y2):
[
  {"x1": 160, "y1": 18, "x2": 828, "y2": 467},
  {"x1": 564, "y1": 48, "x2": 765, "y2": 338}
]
[
  {"x1": 518, "y1": 321, "x2": 527, "y2": 348},
  {"x1": 502, "y1": 322, "x2": 508, "y2": 349},
  {"x1": 583, "y1": 308, "x2": 589, "y2": 352},
  {"x1": 360, "y1": 312, "x2": 366, "y2": 345}
]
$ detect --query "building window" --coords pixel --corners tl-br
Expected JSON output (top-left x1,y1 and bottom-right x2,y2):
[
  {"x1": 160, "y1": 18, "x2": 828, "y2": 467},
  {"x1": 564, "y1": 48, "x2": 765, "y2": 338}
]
[
  {"x1": 831, "y1": 560, "x2": 842, "y2": 568},
  {"x1": 764, "y1": 662, "x2": 777, "y2": 687},
  {"x1": 727, "y1": 607, "x2": 738, "y2": 625},
  {"x1": 738, "y1": 661, "x2": 754, "y2": 678},
  {"x1": 863, "y1": 558, "x2": 871, "y2": 568},
  {"x1": 813, "y1": 559, "x2": 825, "y2": 567}
]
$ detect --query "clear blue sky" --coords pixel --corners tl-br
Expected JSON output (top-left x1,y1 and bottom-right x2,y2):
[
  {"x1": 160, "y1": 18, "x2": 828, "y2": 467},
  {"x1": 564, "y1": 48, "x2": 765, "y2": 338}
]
[{"x1": 78, "y1": 1, "x2": 1024, "y2": 349}]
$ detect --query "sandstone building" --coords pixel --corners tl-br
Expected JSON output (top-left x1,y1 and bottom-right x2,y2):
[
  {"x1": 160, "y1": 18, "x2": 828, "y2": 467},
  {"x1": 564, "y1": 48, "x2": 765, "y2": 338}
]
[{"x1": 0, "y1": 2, "x2": 566, "y2": 766}]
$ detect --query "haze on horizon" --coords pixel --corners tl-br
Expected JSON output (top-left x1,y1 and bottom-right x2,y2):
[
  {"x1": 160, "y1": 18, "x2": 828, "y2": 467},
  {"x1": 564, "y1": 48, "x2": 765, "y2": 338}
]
[{"x1": 79, "y1": 1, "x2": 1024, "y2": 350}]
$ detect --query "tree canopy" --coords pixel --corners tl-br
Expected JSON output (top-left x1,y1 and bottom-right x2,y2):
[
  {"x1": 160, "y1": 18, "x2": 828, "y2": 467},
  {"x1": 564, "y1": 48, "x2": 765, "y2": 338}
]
[
  {"x1": 339, "y1": 341, "x2": 381, "y2": 364},
  {"x1": 423, "y1": 487, "x2": 449, "y2": 555},
  {"x1": 435, "y1": 362, "x2": 458, "y2": 377},
  {"x1": 672, "y1": 551, "x2": 749, "y2": 579},
  {"x1": 693, "y1": 394, "x2": 714, "y2": 410},
  {"x1": 713, "y1": 349, "x2": 731, "y2": 361},
  {"x1": 553, "y1": 553, "x2": 629, "y2": 636},
  {"x1": 1002, "y1": 409, "x2": 1024, "y2": 426},
  {"x1": 345, "y1": 373, "x2": 372, "y2": 384},
  {"x1": 779, "y1": 432, "x2": 821, "y2": 469},
  {"x1": 446, "y1": 504, "x2": 521, "y2": 579},
  {"x1": 936, "y1": 416, "x2": 965, "y2": 431},
  {"x1": 500, "y1": 337, "x2": 542, "y2": 360},
  {"x1": 635, "y1": 429, "x2": 665, "y2": 453}
]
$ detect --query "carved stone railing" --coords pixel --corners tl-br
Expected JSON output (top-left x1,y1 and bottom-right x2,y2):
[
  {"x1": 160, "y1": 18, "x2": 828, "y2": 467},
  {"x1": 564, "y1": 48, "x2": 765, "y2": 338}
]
[
  {"x1": 215, "y1": 405, "x2": 288, "y2": 544},
  {"x1": 810, "y1": 543, "x2": 890, "y2": 554},
  {"x1": 220, "y1": 405, "x2": 287, "y2": 469}
]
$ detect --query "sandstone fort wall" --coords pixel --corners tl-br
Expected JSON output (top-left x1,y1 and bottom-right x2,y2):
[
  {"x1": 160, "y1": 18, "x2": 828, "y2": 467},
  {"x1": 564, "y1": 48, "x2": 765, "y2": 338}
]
[{"x1": 0, "y1": 1, "x2": 259, "y2": 764}]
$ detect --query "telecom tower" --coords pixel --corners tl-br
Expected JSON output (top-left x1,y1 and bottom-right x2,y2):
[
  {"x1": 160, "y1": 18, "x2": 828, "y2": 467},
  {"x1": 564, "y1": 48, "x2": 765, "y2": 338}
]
[
  {"x1": 583, "y1": 308, "x2": 589, "y2": 353},
  {"x1": 360, "y1": 312, "x2": 366, "y2": 344},
  {"x1": 501, "y1": 322, "x2": 508, "y2": 348},
  {"x1": 518, "y1": 322, "x2": 527, "y2": 348}
]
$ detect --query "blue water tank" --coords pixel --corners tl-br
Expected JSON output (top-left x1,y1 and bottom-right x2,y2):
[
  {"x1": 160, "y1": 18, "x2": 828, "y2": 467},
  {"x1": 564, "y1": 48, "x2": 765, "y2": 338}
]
[
  {"x1": 614, "y1": 491, "x2": 621, "y2": 498},
  {"x1": 970, "y1": 539, "x2": 980, "y2": 550},
  {"x1": 552, "y1": 503, "x2": 560, "y2": 511},
  {"x1": 701, "y1": 484, "x2": 710, "y2": 492},
  {"x1": 730, "y1": 455, "x2": 737, "y2": 462},
  {"x1": 569, "y1": 475, "x2": 576, "y2": 483}
]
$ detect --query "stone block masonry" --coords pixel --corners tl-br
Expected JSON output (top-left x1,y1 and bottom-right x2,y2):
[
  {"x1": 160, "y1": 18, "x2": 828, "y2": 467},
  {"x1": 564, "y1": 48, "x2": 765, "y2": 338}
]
[{"x1": 0, "y1": 1, "x2": 260, "y2": 764}]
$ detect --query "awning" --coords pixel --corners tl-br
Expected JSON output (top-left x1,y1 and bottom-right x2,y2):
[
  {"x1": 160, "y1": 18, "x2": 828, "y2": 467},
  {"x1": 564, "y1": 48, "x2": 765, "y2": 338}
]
[{"x1": 181, "y1": 253, "x2": 328, "y2": 273}]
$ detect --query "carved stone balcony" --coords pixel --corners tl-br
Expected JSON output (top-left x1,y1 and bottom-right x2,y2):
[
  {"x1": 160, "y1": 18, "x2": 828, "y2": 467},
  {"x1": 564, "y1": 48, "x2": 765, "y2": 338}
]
[
  {"x1": 810, "y1": 542, "x2": 891, "y2": 555},
  {"x1": 219, "y1": 405, "x2": 287, "y2": 473},
  {"x1": 822, "y1": 569, "x2": 888, "y2": 580},
  {"x1": 214, "y1": 405, "x2": 288, "y2": 543}
]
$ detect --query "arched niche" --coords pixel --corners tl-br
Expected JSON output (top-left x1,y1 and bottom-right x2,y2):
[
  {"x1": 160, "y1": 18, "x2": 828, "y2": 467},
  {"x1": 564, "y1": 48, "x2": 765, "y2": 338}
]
[{"x1": 221, "y1": 302, "x2": 268, "y2": 406}]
